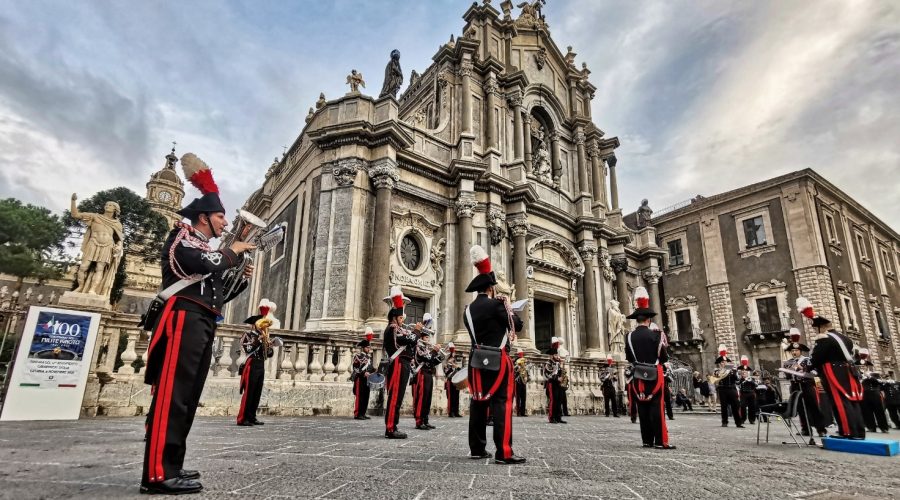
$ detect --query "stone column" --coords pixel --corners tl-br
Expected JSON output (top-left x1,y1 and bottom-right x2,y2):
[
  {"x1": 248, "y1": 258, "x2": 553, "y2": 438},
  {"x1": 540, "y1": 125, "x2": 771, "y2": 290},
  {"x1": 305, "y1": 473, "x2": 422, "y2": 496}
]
[
  {"x1": 549, "y1": 130, "x2": 561, "y2": 187},
  {"x1": 523, "y1": 114, "x2": 533, "y2": 171},
  {"x1": 611, "y1": 258, "x2": 631, "y2": 317},
  {"x1": 644, "y1": 269, "x2": 663, "y2": 319},
  {"x1": 507, "y1": 92, "x2": 523, "y2": 160},
  {"x1": 460, "y1": 59, "x2": 474, "y2": 135},
  {"x1": 579, "y1": 244, "x2": 601, "y2": 354},
  {"x1": 589, "y1": 142, "x2": 607, "y2": 208},
  {"x1": 484, "y1": 76, "x2": 499, "y2": 149},
  {"x1": 455, "y1": 193, "x2": 477, "y2": 336},
  {"x1": 369, "y1": 160, "x2": 400, "y2": 318},
  {"x1": 607, "y1": 156, "x2": 619, "y2": 211},
  {"x1": 508, "y1": 215, "x2": 532, "y2": 348},
  {"x1": 575, "y1": 128, "x2": 589, "y2": 195}
]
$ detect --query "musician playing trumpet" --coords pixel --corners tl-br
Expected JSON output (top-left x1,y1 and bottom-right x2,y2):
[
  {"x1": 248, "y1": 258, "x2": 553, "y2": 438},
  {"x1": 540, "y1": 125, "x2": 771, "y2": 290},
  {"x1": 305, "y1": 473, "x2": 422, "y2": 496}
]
[
  {"x1": 514, "y1": 349, "x2": 529, "y2": 417},
  {"x1": 237, "y1": 305, "x2": 277, "y2": 427},
  {"x1": 412, "y1": 327, "x2": 443, "y2": 430},
  {"x1": 352, "y1": 328, "x2": 376, "y2": 420},
  {"x1": 543, "y1": 349, "x2": 565, "y2": 424},
  {"x1": 382, "y1": 286, "x2": 421, "y2": 439},
  {"x1": 782, "y1": 328, "x2": 827, "y2": 437},
  {"x1": 443, "y1": 344, "x2": 463, "y2": 418},
  {"x1": 711, "y1": 345, "x2": 743, "y2": 428}
]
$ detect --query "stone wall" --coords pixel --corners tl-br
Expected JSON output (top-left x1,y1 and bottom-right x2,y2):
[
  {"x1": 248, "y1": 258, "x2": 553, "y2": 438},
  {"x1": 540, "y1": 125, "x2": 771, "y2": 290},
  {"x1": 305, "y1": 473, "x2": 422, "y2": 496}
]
[
  {"x1": 793, "y1": 266, "x2": 839, "y2": 338},
  {"x1": 707, "y1": 283, "x2": 737, "y2": 354},
  {"x1": 853, "y1": 281, "x2": 881, "y2": 370}
]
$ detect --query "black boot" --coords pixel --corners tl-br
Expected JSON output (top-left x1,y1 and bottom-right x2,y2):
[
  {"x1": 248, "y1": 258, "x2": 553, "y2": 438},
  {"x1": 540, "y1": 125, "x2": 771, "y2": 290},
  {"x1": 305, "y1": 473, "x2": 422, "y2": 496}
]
[{"x1": 140, "y1": 478, "x2": 202, "y2": 495}]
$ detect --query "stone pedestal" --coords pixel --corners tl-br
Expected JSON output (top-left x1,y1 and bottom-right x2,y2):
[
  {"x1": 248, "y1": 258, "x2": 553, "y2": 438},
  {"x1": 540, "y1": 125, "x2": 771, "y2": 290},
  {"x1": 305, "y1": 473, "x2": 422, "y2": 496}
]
[{"x1": 59, "y1": 291, "x2": 111, "y2": 311}]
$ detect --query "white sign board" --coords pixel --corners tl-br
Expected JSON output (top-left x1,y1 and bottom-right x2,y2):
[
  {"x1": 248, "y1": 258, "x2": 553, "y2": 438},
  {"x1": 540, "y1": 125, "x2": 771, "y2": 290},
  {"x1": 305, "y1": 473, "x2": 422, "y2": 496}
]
[{"x1": 1, "y1": 306, "x2": 101, "y2": 421}]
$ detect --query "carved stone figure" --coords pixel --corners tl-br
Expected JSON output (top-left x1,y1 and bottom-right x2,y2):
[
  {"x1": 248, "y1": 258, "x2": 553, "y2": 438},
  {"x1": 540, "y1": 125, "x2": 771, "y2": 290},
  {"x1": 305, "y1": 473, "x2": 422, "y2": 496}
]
[
  {"x1": 315, "y1": 92, "x2": 327, "y2": 109},
  {"x1": 636, "y1": 199, "x2": 653, "y2": 228},
  {"x1": 71, "y1": 193, "x2": 124, "y2": 296},
  {"x1": 607, "y1": 299, "x2": 626, "y2": 353},
  {"x1": 379, "y1": 50, "x2": 404, "y2": 99},
  {"x1": 532, "y1": 126, "x2": 553, "y2": 185},
  {"x1": 346, "y1": 69, "x2": 365, "y2": 93},
  {"x1": 305, "y1": 107, "x2": 315, "y2": 124}
]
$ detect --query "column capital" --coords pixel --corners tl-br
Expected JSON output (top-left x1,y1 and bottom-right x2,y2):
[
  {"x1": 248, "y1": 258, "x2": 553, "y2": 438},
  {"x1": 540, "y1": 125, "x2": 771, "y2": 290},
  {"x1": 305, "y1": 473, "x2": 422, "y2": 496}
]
[
  {"x1": 483, "y1": 76, "x2": 501, "y2": 97},
  {"x1": 369, "y1": 158, "x2": 399, "y2": 190},
  {"x1": 610, "y1": 257, "x2": 629, "y2": 274},
  {"x1": 643, "y1": 269, "x2": 663, "y2": 284},
  {"x1": 455, "y1": 193, "x2": 477, "y2": 219},
  {"x1": 505, "y1": 90, "x2": 523, "y2": 108},
  {"x1": 523, "y1": 113, "x2": 533, "y2": 125},
  {"x1": 578, "y1": 243, "x2": 598, "y2": 263},
  {"x1": 575, "y1": 131, "x2": 586, "y2": 146},
  {"x1": 507, "y1": 214, "x2": 530, "y2": 237},
  {"x1": 548, "y1": 130, "x2": 560, "y2": 142},
  {"x1": 588, "y1": 143, "x2": 601, "y2": 159},
  {"x1": 331, "y1": 158, "x2": 367, "y2": 187},
  {"x1": 458, "y1": 60, "x2": 474, "y2": 78}
]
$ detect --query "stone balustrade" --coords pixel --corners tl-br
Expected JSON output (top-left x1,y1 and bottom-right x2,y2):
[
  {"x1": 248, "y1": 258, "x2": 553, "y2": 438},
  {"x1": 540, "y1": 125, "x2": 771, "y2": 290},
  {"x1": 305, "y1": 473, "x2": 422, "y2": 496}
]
[{"x1": 82, "y1": 311, "x2": 611, "y2": 418}]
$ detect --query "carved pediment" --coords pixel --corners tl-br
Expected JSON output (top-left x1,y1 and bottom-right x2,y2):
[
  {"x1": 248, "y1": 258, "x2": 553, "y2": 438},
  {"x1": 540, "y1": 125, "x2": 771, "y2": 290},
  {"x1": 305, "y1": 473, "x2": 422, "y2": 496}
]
[
  {"x1": 666, "y1": 295, "x2": 698, "y2": 308},
  {"x1": 526, "y1": 237, "x2": 585, "y2": 277},
  {"x1": 742, "y1": 279, "x2": 787, "y2": 296}
]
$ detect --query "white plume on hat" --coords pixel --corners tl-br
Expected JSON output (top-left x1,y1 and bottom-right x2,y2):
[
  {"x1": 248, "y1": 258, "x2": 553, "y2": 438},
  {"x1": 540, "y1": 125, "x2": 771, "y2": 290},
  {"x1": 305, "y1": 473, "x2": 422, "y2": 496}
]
[{"x1": 422, "y1": 313, "x2": 433, "y2": 325}]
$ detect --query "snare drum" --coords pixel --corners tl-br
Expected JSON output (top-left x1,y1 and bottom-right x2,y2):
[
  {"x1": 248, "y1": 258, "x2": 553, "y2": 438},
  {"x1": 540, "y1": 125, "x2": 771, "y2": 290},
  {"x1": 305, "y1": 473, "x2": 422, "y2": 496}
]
[
  {"x1": 450, "y1": 369, "x2": 469, "y2": 392},
  {"x1": 367, "y1": 373, "x2": 386, "y2": 391}
]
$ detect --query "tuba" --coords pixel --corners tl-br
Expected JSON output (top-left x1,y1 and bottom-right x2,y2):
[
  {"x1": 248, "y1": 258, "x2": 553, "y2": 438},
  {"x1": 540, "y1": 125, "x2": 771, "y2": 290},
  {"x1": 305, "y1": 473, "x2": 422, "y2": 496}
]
[
  {"x1": 515, "y1": 359, "x2": 530, "y2": 384},
  {"x1": 220, "y1": 209, "x2": 287, "y2": 298}
]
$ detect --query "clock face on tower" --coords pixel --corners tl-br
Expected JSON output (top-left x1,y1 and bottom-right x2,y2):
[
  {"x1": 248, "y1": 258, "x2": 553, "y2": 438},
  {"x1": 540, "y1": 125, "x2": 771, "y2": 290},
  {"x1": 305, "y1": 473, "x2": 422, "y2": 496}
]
[{"x1": 156, "y1": 190, "x2": 173, "y2": 203}]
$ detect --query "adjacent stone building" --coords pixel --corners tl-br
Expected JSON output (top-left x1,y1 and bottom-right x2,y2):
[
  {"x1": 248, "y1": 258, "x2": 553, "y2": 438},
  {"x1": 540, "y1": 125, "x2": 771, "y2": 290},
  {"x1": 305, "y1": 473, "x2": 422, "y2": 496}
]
[
  {"x1": 651, "y1": 169, "x2": 900, "y2": 377},
  {"x1": 225, "y1": 1, "x2": 664, "y2": 363}
]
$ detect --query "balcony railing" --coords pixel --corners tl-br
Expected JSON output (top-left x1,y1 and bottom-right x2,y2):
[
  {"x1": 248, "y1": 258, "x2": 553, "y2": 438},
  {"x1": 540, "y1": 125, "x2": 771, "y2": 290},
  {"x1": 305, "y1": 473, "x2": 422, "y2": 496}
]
[{"x1": 748, "y1": 316, "x2": 792, "y2": 335}]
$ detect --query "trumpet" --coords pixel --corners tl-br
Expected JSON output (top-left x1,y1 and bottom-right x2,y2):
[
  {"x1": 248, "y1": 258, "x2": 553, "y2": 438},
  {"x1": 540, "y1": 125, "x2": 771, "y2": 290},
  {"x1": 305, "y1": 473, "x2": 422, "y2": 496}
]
[
  {"x1": 707, "y1": 366, "x2": 735, "y2": 385},
  {"x1": 219, "y1": 209, "x2": 287, "y2": 298}
]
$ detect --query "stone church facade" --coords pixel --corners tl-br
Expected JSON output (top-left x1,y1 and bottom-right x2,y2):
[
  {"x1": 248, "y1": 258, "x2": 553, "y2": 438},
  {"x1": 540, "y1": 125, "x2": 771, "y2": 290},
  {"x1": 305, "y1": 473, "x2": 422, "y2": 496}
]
[
  {"x1": 225, "y1": 1, "x2": 663, "y2": 362},
  {"x1": 652, "y1": 169, "x2": 900, "y2": 377}
]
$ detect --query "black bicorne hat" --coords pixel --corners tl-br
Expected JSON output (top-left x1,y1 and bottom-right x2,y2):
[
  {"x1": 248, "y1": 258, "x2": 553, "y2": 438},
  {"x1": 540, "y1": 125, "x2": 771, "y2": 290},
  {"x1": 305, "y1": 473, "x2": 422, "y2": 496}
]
[
  {"x1": 357, "y1": 339, "x2": 370, "y2": 348},
  {"x1": 387, "y1": 307, "x2": 404, "y2": 321},
  {"x1": 784, "y1": 341, "x2": 810, "y2": 352},
  {"x1": 177, "y1": 192, "x2": 226, "y2": 218},
  {"x1": 466, "y1": 272, "x2": 497, "y2": 293},
  {"x1": 626, "y1": 286, "x2": 657, "y2": 320},
  {"x1": 548, "y1": 347, "x2": 558, "y2": 355},
  {"x1": 243, "y1": 314, "x2": 264, "y2": 325},
  {"x1": 811, "y1": 316, "x2": 832, "y2": 327},
  {"x1": 715, "y1": 356, "x2": 732, "y2": 364},
  {"x1": 178, "y1": 153, "x2": 226, "y2": 217}
]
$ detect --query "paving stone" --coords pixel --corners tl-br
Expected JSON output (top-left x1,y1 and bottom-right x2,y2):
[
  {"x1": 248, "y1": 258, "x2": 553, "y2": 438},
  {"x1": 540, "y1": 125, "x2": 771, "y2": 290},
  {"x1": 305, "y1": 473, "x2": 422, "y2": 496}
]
[{"x1": 1, "y1": 414, "x2": 898, "y2": 499}]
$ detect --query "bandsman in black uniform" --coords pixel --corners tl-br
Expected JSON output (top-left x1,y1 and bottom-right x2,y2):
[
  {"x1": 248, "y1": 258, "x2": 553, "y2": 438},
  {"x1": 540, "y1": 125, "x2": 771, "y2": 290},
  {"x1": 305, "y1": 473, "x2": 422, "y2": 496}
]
[
  {"x1": 382, "y1": 286, "x2": 421, "y2": 439},
  {"x1": 443, "y1": 345, "x2": 463, "y2": 417},
  {"x1": 463, "y1": 245, "x2": 525, "y2": 464},
  {"x1": 625, "y1": 365, "x2": 637, "y2": 423},
  {"x1": 624, "y1": 287, "x2": 675, "y2": 449},
  {"x1": 141, "y1": 154, "x2": 255, "y2": 495},
  {"x1": 736, "y1": 355, "x2": 757, "y2": 425},
  {"x1": 351, "y1": 328, "x2": 376, "y2": 420},
  {"x1": 663, "y1": 362, "x2": 675, "y2": 421},
  {"x1": 514, "y1": 348, "x2": 529, "y2": 417},
  {"x1": 802, "y1": 297, "x2": 865, "y2": 439},
  {"x1": 755, "y1": 375, "x2": 782, "y2": 422},
  {"x1": 883, "y1": 372, "x2": 900, "y2": 430},
  {"x1": 712, "y1": 345, "x2": 743, "y2": 428},
  {"x1": 413, "y1": 329, "x2": 442, "y2": 430},
  {"x1": 543, "y1": 349, "x2": 566, "y2": 423},
  {"x1": 237, "y1": 307, "x2": 277, "y2": 427},
  {"x1": 601, "y1": 358, "x2": 619, "y2": 417},
  {"x1": 781, "y1": 329, "x2": 826, "y2": 436},
  {"x1": 857, "y1": 352, "x2": 890, "y2": 433}
]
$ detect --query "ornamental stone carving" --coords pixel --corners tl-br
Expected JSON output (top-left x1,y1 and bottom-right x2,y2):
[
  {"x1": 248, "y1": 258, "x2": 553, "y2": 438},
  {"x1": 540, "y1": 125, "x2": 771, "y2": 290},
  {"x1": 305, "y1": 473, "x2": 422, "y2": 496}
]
[
  {"x1": 578, "y1": 244, "x2": 598, "y2": 264},
  {"x1": 575, "y1": 131, "x2": 586, "y2": 146},
  {"x1": 534, "y1": 47, "x2": 548, "y2": 69},
  {"x1": 455, "y1": 193, "x2": 477, "y2": 218},
  {"x1": 331, "y1": 158, "x2": 365, "y2": 187},
  {"x1": 610, "y1": 257, "x2": 629, "y2": 275},
  {"x1": 483, "y1": 77, "x2": 500, "y2": 97},
  {"x1": 643, "y1": 269, "x2": 663, "y2": 284},
  {"x1": 527, "y1": 237, "x2": 586, "y2": 277},
  {"x1": 741, "y1": 279, "x2": 787, "y2": 295},
  {"x1": 458, "y1": 60, "x2": 474, "y2": 78},
  {"x1": 506, "y1": 91, "x2": 523, "y2": 108},
  {"x1": 488, "y1": 207, "x2": 506, "y2": 246},
  {"x1": 599, "y1": 250, "x2": 614, "y2": 282},
  {"x1": 369, "y1": 159, "x2": 399, "y2": 190},
  {"x1": 508, "y1": 216, "x2": 530, "y2": 238}
]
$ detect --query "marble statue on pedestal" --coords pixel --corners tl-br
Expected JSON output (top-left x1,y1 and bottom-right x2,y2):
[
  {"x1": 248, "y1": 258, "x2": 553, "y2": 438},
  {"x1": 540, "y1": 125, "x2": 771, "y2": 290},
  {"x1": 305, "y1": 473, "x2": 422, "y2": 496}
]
[
  {"x1": 607, "y1": 299, "x2": 626, "y2": 353},
  {"x1": 71, "y1": 193, "x2": 124, "y2": 297}
]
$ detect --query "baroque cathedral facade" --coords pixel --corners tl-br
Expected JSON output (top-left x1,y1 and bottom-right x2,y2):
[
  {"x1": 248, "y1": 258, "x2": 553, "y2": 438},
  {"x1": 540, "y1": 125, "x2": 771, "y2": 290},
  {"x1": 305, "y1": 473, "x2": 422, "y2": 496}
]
[{"x1": 225, "y1": 1, "x2": 663, "y2": 360}]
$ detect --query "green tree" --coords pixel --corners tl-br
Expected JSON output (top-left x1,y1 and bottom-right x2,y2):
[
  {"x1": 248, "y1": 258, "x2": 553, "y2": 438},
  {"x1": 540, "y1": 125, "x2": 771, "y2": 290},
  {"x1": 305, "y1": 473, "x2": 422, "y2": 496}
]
[
  {"x1": 64, "y1": 187, "x2": 169, "y2": 305},
  {"x1": 0, "y1": 198, "x2": 69, "y2": 289}
]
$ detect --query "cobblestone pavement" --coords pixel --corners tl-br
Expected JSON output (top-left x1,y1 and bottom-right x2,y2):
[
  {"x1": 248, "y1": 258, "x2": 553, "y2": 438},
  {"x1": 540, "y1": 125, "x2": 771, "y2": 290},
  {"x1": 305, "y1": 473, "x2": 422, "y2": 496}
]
[{"x1": 0, "y1": 414, "x2": 898, "y2": 499}]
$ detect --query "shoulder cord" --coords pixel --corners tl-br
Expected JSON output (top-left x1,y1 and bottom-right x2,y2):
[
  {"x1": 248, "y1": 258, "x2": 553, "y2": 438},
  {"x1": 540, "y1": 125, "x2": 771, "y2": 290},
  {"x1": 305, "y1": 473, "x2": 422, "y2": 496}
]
[{"x1": 169, "y1": 222, "x2": 212, "y2": 280}]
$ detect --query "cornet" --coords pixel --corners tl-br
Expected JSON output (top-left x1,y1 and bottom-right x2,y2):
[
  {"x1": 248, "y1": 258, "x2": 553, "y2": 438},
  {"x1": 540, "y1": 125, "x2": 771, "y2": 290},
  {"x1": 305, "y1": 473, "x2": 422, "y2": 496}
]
[{"x1": 219, "y1": 210, "x2": 287, "y2": 298}]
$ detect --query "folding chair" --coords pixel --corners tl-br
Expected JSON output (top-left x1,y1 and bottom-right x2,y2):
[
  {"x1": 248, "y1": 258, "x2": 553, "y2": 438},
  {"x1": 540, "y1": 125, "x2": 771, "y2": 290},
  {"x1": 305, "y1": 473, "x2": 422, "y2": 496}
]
[{"x1": 756, "y1": 391, "x2": 804, "y2": 448}]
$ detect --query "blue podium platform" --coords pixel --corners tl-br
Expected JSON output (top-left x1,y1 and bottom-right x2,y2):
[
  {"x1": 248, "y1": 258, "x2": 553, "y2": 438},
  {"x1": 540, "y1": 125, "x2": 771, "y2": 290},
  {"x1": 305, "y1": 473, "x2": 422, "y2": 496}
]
[{"x1": 822, "y1": 436, "x2": 899, "y2": 456}]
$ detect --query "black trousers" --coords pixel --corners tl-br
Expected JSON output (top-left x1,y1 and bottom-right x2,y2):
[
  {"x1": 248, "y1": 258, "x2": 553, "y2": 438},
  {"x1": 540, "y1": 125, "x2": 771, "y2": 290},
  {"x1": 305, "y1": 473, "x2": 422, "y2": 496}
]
[
  {"x1": 561, "y1": 388, "x2": 569, "y2": 416},
  {"x1": 604, "y1": 392, "x2": 618, "y2": 416},
  {"x1": 384, "y1": 357, "x2": 411, "y2": 433},
  {"x1": 663, "y1": 388, "x2": 674, "y2": 420},
  {"x1": 142, "y1": 308, "x2": 215, "y2": 484},
  {"x1": 414, "y1": 370, "x2": 434, "y2": 426},
  {"x1": 862, "y1": 390, "x2": 889, "y2": 432},
  {"x1": 545, "y1": 380, "x2": 563, "y2": 421},
  {"x1": 820, "y1": 362, "x2": 866, "y2": 439},
  {"x1": 634, "y1": 381, "x2": 669, "y2": 447},
  {"x1": 468, "y1": 357, "x2": 516, "y2": 460},
  {"x1": 445, "y1": 380, "x2": 460, "y2": 416},
  {"x1": 515, "y1": 380, "x2": 527, "y2": 416},
  {"x1": 793, "y1": 381, "x2": 825, "y2": 434},
  {"x1": 717, "y1": 386, "x2": 742, "y2": 426},
  {"x1": 628, "y1": 382, "x2": 637, "y2": 422},
  {"x1": 740, "y1": 392, "x2": 757, "y2": 424},
  {"x1": 237, "y1": 356, "x2": 265, "y2": 424},
  {"x1": 353, "y1": 374, "x2": 370, "y2": 418},
  {"x1": 887, "y1": 405, "x2": 900, "y2": 429}
]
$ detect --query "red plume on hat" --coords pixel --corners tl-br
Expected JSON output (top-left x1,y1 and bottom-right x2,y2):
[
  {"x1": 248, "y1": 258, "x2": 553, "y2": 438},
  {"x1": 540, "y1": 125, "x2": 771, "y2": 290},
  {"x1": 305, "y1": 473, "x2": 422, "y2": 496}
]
[
  {"x1": 448, "y1": 342, "x2": 456, "y2": 352},
  {"x1": 181, "y1": 153, "x2": 219, "y2": 195},
  {"x1": 718, "y1": 344, "x2": 728, "y2": 357},
  {"x1": 796, "y1": 297, "x2": 815, "y2": 319},
  {"x1": 259, "y1": 304, "x2": 271, "y2": 317},
  {"x1": 364, "y1": 326, "x2": 374, "y2": 342},
  {"x1": 740, "y1": 355, "x2": 749, "y2": 367},
  {"x1": 389, "y1": 285, "x2": 405, "y2": 309},
  {"x1": 634, "y1": 287, "x2": 650, "y2": 310},
  {"x1": 470, "y1": 245, "x2": 491, "y2": 274},
  {"x1": 607, "y1": 356, "x2": 615, "y2": 366},
  {"x1": 789, "y1": 328, "x2": 801, "y2": 343}
]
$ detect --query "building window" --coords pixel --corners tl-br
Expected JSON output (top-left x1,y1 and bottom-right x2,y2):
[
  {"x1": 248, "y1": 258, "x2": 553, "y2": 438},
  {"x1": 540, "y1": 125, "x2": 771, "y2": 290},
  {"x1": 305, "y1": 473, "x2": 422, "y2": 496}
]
[
  {"x1": 824, "y1": 213, "x2": 838, "y2": 243},
  {"x1": 755, "y1": 297, "x2": 781, "y2": 333},
  {"x1": 841, "y1": 295, "x2": 856, "y2": 331},
  {"x1": 743, "y1": 216, "x2": 767, "y2": 248},
  {"x1": 674, "y1": 310, "x2": 693, "y2": 341},
  {"x1": 875, "y1": 309, "x2": 889, "y2": 340},
  {"x1": 400, "y1": 234, "x2": 422, "y2": 270},
  {"x1": 881, "y1": 248, "x2": 894, "y2": 277},
  {"x1": 667, "y1": 239, "x2": 684, "y2": 267},
  {"x1": 269, "y1": 223, "x2": 287, "y2": 266},
  {"x1": 855, "y1": 232, "x2": 869, "y2": 261}
]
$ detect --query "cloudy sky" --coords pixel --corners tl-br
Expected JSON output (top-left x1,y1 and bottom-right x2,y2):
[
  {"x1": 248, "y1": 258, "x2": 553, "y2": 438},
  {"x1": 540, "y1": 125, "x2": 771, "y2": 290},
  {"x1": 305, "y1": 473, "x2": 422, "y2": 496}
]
[{"x1": 1, "y1": 0, "x2": 898, "y2": 229}]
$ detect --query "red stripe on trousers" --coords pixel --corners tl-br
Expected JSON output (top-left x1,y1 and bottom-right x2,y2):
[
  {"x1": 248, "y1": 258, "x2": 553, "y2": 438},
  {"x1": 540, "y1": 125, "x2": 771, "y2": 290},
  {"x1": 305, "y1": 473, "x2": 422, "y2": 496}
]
[
  {"x1": 386, "y1": 360, "x2": 401, "y2": 432},
  {"x1": 547, "y1": 380, "x2": 555, "y2": 421},
  {"x1": 149, "y1": 310, "x2": 183, "y2": 482},
  {"x1": 415, "y1": 371, "x2": 424, "y2": 425},
  {"x1": 147, "y1": 310, "x2": 173, "y2": 482},
  {"x1": 659, "y1": 389, "x2": 669, "y2": 445},
  {"x1": 146, "y1": 297, "x2": 177, "y2": 359},
  {"x1": 237, "y1": 358, "x2": 253, "y2": 423},
  {"x1": 446, "y1": 380, "x2": 451, "y2": 415},
  {"x1": 501, "y1": 356, "x2": 514, "y2": 458},
  {"x1": 824, "y1": 364, "x2": 851, "y2": 435},
  {"x1": 354, "y1": 377, "x2": 360, "y2": 417}
]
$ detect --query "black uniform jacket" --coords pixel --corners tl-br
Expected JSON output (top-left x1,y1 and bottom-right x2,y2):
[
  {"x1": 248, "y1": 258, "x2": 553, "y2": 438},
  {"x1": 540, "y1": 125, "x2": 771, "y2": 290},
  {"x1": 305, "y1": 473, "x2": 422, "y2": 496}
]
[
  {"x1": 810, "y1": 330, "x2": 854, "y2": 369},
  {"x1": 463, "y1": 294, "x2": 523, "y2": 351},
  {"x1": 383, "y1": 325, "x2": 417, "y2": 361},
  {"x1": 624, "y1": 325, "x2": 668, "y2": 366},
  {"x1": 161, "y1": 227, "x2": 247, "y2": 316}
]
